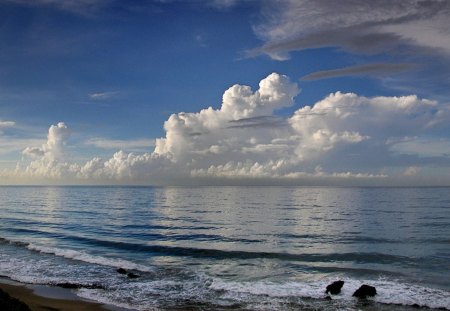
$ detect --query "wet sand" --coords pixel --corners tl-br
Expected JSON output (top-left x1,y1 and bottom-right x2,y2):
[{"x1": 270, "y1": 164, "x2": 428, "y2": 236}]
[{"x1": 0, "y1": 278, "x2": 113, "y2": 311}]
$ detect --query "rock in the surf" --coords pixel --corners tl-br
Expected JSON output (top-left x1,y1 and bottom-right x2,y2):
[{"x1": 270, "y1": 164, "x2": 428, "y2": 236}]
[
  {"x1": 325, "y1": 280, "x2": 344, "y2": 295},
  {"x1": 55, "y1": 282, "x2": 81, "y2": 289},
  {"x1": 352, "y1": 284, "x2": 377, "y2": 298},
  {"x1": 127, "y1": 272, "x2": 140, "y2": 279},
  {"x1": 55, "y1": 282, "x2": 105, "y2": 290},
  {"x1": 116, "y1": 268, "x2": 127, "y2": 274}
]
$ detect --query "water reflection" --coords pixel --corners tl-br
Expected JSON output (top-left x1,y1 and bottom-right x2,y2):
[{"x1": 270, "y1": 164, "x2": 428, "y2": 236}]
[{"x1": 0, "y1": 186, "x2": 448, "y2": 286}]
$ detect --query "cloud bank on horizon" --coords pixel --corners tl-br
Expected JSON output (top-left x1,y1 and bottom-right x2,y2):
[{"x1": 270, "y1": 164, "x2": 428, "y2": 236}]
[{"x1": 3, "y1": 73, "x2": 450, "y2": 185}]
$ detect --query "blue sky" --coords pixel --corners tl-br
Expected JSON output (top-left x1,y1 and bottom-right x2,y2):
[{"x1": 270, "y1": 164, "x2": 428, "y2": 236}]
[{"x1": 1, "y1": 0, "x2": 450, "y2": 185}]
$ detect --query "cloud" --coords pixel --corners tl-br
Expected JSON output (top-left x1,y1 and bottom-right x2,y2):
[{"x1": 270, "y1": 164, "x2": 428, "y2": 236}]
[
  {"x1": 250, "y1": 0, "x2": 450, "y2": 59},
  {"x1": 5, "y1": 0, "x2": 111, "y2": 15},
  {"x1": 0, "y1": 120, "x2": 46, "y2": 156},
  {"x1": 0, "y1": 120, "x2": 16, "y2": 136},
  {"x1": 88, "y1": 92, "x2": 118, "y2": 100},
  {"x1": 21, "y1": 122, "x2": 69, "y2": 160},
  {"x1": 5, "y1": 73, "x2": 450, "y2": 185},
  {"x1": 226, "y1": 116, "x2": 286, "y2": 129},
  {"x1": 301, "y1": 63, "x2": 416, "y2": 81},
  {"x1": 389, "y1": 137, "x2": 450, "y2": 158},
  {"x1": 403, "y1": 166, "x2": 420, "y2": 176},
  {"x1": 207, "y1": 0, "x2": 239, "y2": 10},
  {"x1": 18, "y1": 122, "x2": 73, "y2": 179},
  {"x1": 0, "y1": 138, "x2": 45, "y2": 156},
  {"x1": 0, "y1": 121, "x2": 15, "y2": 128},
  {"x1": 191, "y1": 162, "x2": 386, "y2": 180},
  {"x1": 76, "y1": 151, "x2": 174, "y2": 182},
  {"x1": 85, "y1": 138, "x2": 155, "y2": 151}
]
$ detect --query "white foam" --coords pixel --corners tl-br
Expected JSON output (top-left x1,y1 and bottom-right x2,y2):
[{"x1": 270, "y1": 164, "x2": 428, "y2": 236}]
[
  {"x1": 210, "y1": 277, "x2": 450, "y2": 309},
  {"x1": 77, "y1": 280, "x2": 194, "y2": 311},
  {"x1": 3, "y1": 245, "x2": 450, "y2": 310},
  {"x1": 77, "y1": 289, "x2": 142, "y2": 311},
  {"x1": 370, "y1": 278, "x2": 450, "y2": 309},
  {"x1": 27, "y1": 243, "x2": 154, "y2": 272}
]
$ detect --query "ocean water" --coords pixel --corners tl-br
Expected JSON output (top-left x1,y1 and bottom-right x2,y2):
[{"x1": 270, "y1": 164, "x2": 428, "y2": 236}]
[{"x1": 0, "y1": 186, "x2": 449, "y2": 311}]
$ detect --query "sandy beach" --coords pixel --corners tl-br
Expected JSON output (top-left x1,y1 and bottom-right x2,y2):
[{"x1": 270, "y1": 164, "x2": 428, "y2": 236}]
[{"x1": 0, "y1": 278, "x2": 113, "y2": 311}]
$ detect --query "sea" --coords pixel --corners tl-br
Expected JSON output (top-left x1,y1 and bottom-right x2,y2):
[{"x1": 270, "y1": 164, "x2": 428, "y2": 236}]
[{"x1": 0, "y1": 186, "x2": 449, "y2": 310}]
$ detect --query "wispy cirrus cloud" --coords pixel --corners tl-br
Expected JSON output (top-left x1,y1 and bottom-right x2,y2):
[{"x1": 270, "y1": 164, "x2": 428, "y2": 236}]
[
  {"x1": 88, "y1": 91, "x2": 118, "y2": 100},
  {"x1": 388, "y1": 137, "x2": 450, "y2": 158},
  {"x1": 301, "y1": 63, "x2": 416, "y2": 81},
  {"x1": 246, "y1": 0, "x2": 450, "y2": 98},
  {"x1": 250, "y1": 0, "x2": 450, "y2": 60},
  {"x1": 0, "y1": 120, "x2": 16, "y2": 129}
]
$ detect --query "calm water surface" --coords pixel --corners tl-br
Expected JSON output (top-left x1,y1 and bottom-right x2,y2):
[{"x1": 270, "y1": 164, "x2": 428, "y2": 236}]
[{"x1": 0, "y1": 186, "x2": 449, "y2": 310}]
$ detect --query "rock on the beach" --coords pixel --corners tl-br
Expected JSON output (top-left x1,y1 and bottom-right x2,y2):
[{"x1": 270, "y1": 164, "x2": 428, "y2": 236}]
[
  {"x1": 116, "y1": 268, "x2": 127, "y2": 274},
  {"x1": 352, "y1": 284, "x2": 377, "y2": 298},
  {"x1": 0, "y1": 288, "x2": 31, "y2": 311},
  {"x1": 325, "y1": 280, "x2": 345, "y2": 295}
]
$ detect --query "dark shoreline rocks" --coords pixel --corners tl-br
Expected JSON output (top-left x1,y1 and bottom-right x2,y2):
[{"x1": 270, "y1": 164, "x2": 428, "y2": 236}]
[
  {"x1": 353, "y1": 284, "x2": 377, "y2": 299},
  {"x1": 116, "y1": 268, "x2": 127, "y2": 274},
  {"x1": 54, "y1": 282, "x2": 105, "y2": 290},
  {"x1": 325, "y1": 280, "x2": 345, "y2": 295},
  {"x1": 127, "y1": 272, "x2": 140, "y2": 279},
  {"x1": 0, "y1": 288, "x2": 31, "y2": 311},
  {"x1": 116, "y1": 267, "x2": 140, "y2": 279}
]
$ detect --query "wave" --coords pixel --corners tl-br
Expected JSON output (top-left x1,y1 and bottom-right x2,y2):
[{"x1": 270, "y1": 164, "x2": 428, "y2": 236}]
[
  {"x1": 210, "y1": 277, "x2": 450, "y2": 310},
  {"x1": 0, "y1": 234, "x2": 428, "y2": 268},
  {"x1": 1, "y1": 236, "x2": 153, "y2": 273},
  {"x1": 2, "y1": 235, "x2": 449, "y2": 310},
  {"x1": 72, "y1": 240, "x2": 422, "y2": 265},
  {"x1": 7, "y1": 226, "x2": 263, "y2": 245},
  {"x1": 26, "y1": 244, "x2": 153, "y2": 272}
]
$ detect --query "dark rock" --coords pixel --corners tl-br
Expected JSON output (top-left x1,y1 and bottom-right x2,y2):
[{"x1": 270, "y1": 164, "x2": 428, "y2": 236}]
[
  {"x1": 55, "y1": 283, "x2": 105, "y2": 290},
  {"x1": 116, "y1": 268, "x2": 127, "y2": 274},
  {"x1": 352, "y1": 284, "x2": 377, "y2": 299},
  {"x1": 127, "y1": 272, "x2": 140, "y2": 279},
  {"x1": 325, "y1": 280, "x2": 345, "y2": 295},
  {"x1": 55, "y1": 282, "x2": 81, "y2": 289},
  {"x1": 325, "y1": 295, "x2": 332, "y2": 300},
  {"x1": 118, "y1": 268, "x2": 140, "y2": 279},
  {"x1": 0, "y1": 288, "x2": 31, "y2": 311}
]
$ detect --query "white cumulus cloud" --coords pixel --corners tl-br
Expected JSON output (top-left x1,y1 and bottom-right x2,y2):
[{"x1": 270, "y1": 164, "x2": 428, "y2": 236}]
[
  {"x1": 85, "y1": 138, "x2": 155, "y2": 151},
  {"x1": 4, "y1": 73, "x2": 450, "y2": 185},
  {"x1": 22, "y1": 122, "x2": 70, "y2": 161}
]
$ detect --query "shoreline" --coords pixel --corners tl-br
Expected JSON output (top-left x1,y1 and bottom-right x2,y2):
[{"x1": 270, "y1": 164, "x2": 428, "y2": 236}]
[{"x1": 0, "y1": 277, "x2": 132, "y2": 311}]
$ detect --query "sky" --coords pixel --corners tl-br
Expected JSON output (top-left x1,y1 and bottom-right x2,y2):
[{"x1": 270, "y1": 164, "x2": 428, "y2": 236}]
[{"x1": 0, "y1": 0, "x2": 450, "y2": 185}]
